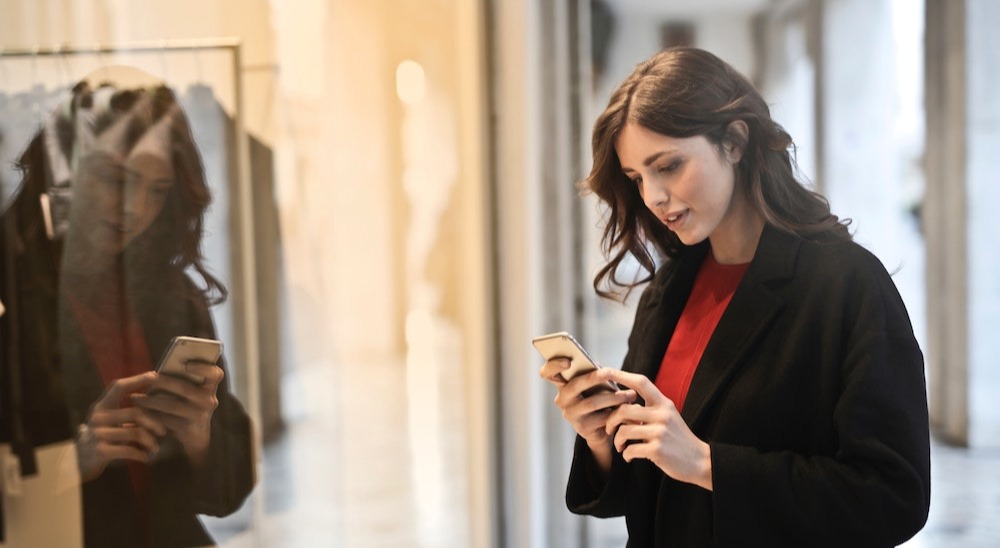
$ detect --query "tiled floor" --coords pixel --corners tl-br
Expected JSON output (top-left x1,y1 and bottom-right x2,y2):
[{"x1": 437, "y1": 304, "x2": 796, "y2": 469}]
[
  {"x1": 204, "y1": 361, "x2": 1000, "y2": 547},
  {"x1": 901, "y1": 440, "x2": 1000, "y2": 547},
  {"x1": 204, "y1": 355, "x2": 472, "y2": 547}
]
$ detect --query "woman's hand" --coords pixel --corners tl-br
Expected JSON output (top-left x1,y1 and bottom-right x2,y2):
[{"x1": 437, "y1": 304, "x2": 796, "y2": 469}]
[
  {"x1": 602, "y1": 369, "x2": 714, "y2": 491},
  {"x1": 77, "y1": 372, "x2": 167, "y2": 482},
  {"x1": 540, "y1": 358, "x2": 637, "y2": 474},
  {"x1": 130, "y1": 361, "x2": 224, "y2": 469}
]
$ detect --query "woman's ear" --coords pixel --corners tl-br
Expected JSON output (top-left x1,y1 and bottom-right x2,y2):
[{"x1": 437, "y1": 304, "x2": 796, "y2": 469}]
[{"x1": 723, "y1": 120, "x2": 749, "y2": 164}]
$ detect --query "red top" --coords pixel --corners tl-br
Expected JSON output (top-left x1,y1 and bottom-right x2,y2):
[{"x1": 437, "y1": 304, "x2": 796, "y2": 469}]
[
  {"x1": 654, "y1": 253, "x2": 750, "y2": 412},
  {"x1": 63, "y1": 273, "x2": 153, "y2": 386},
  {"x1": 64, "y1": 272, "x2": 153, "y2": 539}
]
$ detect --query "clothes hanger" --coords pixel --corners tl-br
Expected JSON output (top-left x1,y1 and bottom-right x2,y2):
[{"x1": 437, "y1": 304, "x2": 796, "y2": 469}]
[
  {"x1": 0, "y1": 47, "x2": 10, "y2": 107},
  {"x1": 30, "y1": 46, "x2": 42, "y2": 123},
  {"x1": 96, "y1": 45, "x2": 112, "y2": 87},
  {"x1": 187, "y1": 46, "x2": 213, "y2": 99},
  {"x1": 159, "y1": 39, "x2": 170, "y2": 84},
  {"x1": 57, "y1": 45, "x2": 71, "y2": 89}
]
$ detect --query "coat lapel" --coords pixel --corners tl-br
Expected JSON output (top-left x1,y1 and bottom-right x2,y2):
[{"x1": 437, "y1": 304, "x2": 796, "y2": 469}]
[{"x1": 680, "y1": 226, "x2": 799, "y2": 428}]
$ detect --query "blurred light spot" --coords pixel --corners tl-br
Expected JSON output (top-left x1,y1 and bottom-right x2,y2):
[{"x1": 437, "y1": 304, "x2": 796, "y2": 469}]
[{"x1": 396, "y1": 60, "x2": 426, "y2": 104}]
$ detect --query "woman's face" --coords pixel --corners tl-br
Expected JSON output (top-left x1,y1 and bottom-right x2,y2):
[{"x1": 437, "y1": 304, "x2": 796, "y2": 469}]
[
  {"x1": 615, "y1": 122, "x2": 746, "y2": 250},
  {"x1": 71, "y1": 129, "x2": 175, "y2": 256}
]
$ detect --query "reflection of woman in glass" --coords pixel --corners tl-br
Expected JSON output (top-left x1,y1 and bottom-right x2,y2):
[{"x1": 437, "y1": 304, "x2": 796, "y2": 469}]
[{"x1": 1, "y1": 79, "x2": 254, "y2": 547}]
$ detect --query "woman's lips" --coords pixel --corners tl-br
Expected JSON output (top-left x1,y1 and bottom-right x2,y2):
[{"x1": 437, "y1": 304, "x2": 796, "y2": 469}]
[{"x1": 662, "y1": 209, "x2": 688, "y2": 230}]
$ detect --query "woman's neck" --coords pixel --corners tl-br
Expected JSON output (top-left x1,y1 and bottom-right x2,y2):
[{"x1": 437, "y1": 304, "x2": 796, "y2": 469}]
[
  {"x1": 708, "y1": 192, "x2": 765, "y2": 265},
  {"x1": 61, "y1": 237, "x2": 120, "y2": 276}
]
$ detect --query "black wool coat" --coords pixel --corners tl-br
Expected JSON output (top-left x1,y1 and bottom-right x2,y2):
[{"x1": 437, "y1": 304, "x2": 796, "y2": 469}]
[
  {"x1": 1, "y1": 167, "x2": 255, "y2": 547},
  {"x1": 567, "y1": 226, "x2": 931, "y2": 547}
]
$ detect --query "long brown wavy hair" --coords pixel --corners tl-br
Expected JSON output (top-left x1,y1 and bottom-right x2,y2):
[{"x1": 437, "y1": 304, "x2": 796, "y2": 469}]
[
  {"x1": 13, "y1": 83, "x2": 226, "y2": 305},
  {"x1": 114, "y1": 85, "x2": 228, "y2": 305},
  {"x1": 586, "y1": 47, "x2": 850, "y2": 299}
]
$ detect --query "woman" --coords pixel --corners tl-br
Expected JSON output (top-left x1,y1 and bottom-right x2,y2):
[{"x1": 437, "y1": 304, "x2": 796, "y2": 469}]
[
  {"x1": 1, "y1": 78, "x2": 254, "y2": 547},
  {"x1": 540, "y1": 47, "x2": 930, "y2": 547}
]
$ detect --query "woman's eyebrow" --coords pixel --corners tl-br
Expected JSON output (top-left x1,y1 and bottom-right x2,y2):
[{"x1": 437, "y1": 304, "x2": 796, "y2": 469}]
[
  {"x1": 621, "y1": 149, "x2": 680, "y2": 173},
  {"x1": 642, "y1": 149, "x2": 680, "y2": 167},
  {"x1": 124, "y1": 166, "x2": 175, "y2": 186}
]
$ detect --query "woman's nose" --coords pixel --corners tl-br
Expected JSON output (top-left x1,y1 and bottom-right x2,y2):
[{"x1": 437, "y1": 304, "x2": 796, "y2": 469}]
[
  {"x1": 642, "y1": 181, "x2": 669, "y2": 210},
  {"x1": 123, "y1": 184, "x2": 149, "y2": 221}
]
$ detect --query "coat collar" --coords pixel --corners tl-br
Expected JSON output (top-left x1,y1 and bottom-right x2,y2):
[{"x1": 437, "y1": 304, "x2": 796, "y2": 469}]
[{"x1": 631, "y1": 225, "x2": 801, "y2": 428}]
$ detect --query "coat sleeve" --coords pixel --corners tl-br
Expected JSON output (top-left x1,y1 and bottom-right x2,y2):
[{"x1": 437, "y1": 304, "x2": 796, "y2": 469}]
[
  {"x1": 710, "y1": 254, "x2": 931, "y2": 547},
  {"x1": 185, "y1": 299, "x2": 256, "y2": 517},
  {"x1": 564, "y1": 271, "x2": 671, "y2": 519},
  {"x1": 565, "y1": 435, "x2": 630, "y2": 517},
  {"x1": 188, "y1": 355, "x2": 256, "y2": 516}
]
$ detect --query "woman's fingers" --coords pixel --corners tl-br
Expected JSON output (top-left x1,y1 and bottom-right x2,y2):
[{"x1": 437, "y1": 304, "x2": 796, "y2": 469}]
[
  {"x1": 559, "y1": 389, "x2": 638, "y2": 445},
  {"x1": 605, "y1": 400, "x2": 664, "y2": 435},
  {"x1": 599, "y1": 369, "x2": 665, "y2": 406},
  {"x1": 148, "y1": 366, "x2": 222, "y2": 407},
  {"x1": 78, "y1": 422, "x2": 160, "y2": 482},
  {"x1": 131, "y1": 392, "x2": 199, "y2": 423},
  {"x1": 611, "y1": 423, "x2": 662, "y2": 454},
  {"x1": 562, "y1": 369, "x2": 622, "y2": 402},
  {"x1": 539, "y1": 358, "x2": 571, "y2": 385},
  {"x1": 93, "y1": 372, "x2": 158, "y2": 411},
  {"x1": 93, "y1": 439, "x2": 154, "y2": 464},
  {"x1": 133, "y1": 370, "x2": 219, "y2": 429},
  {"x1": 92, "y1": 406, "x2": 167, "y2": 436},
  {"x1": 560, "y1": 388, "x2": 636, "y2": 419},
  {"x1": 577, "y1": 408, "x2": 615, "y2": 438},
  {"x1": 92, "y1": 424, "x2": 160, "y2": 454},
  {"x1": 183, "y1": 361, "x2": 224, "y2": 387}
]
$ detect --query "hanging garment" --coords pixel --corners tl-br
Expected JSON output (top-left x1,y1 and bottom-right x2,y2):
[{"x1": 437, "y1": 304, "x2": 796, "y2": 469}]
[
  {"x1": 180, "y1": 82, "x2": 284, "y2": 438},
  {"x1": 0, "y1": 86, "x2": 67, "y2": 209},
  {"x1": 0, "y1": 441, "x2": 83, "y2": 548}
]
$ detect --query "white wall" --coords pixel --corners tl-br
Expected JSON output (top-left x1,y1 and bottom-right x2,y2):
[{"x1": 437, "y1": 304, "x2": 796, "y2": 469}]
[{"x1": 967, "y1": 0, "x2": 1000, "y2": 447}]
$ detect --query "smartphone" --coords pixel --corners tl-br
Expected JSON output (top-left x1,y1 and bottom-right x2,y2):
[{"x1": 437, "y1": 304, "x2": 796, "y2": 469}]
[
  {"x1": 155, "y1": 336, "x2": 222, "y2": 385},
  {"x1": 532, "y1": 331, "x2": 603, "y2": 382}
]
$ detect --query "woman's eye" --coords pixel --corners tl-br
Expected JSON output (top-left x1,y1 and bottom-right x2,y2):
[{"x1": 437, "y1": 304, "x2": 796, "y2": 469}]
[
  {"x1": 631, "y1": 176, "x2": 642, "y2": 187},
  {"x1": 660, "y1": 161, "x2": 682, "y2": 173}
]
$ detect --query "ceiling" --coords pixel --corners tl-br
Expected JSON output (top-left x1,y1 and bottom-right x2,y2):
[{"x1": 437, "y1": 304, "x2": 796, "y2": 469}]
[{"x1": 604, "y1": 0, "x2": 774, "y2": 18}]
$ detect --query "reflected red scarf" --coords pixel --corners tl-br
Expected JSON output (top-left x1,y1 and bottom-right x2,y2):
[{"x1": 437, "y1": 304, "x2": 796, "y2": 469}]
[{"x1": 64, "y1": 271, "x2": 152, "y2": 541}]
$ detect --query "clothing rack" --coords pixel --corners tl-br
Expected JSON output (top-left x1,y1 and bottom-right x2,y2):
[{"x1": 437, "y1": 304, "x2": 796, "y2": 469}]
[
  {"x1": 0, "y1": 37, "x2": 242, "y2": 57},
  {"x1": 0, "y1": 38, "x2": 263, "y2": 543}
]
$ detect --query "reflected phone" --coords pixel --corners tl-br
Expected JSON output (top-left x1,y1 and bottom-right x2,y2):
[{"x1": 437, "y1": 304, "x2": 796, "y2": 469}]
[{"x1": 155, "y1": 336, "x2": 222, "y2": 385}]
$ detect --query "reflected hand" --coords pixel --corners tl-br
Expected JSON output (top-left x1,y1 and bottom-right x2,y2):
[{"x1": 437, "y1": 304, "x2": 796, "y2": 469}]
[
  {"x1": 130, "y1": 362, "x2": 224, "y2": 468},
  {"x1": 602, "y1": 369, "x2": 713, "y2": 491},
  {"x1": 77, "y1": 372, "x2": 167, "y2": 482},
  {"x1": 540, "y1": 358, "x2": 637, "y2": 473}
]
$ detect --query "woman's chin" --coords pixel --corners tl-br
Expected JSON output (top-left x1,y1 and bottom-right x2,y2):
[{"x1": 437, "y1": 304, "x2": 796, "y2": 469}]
[
  {"x1": 90, "y1": 232, "x2": 128, "y2": 256},
  {"x1": 673, "y1": 230, "x2": 708, "y2": 247},
  {"x1": 67, "y1": 232, "x2": 127, "y2": 269}
]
